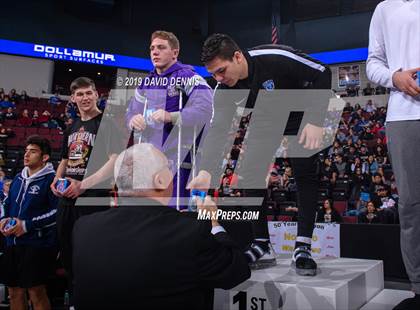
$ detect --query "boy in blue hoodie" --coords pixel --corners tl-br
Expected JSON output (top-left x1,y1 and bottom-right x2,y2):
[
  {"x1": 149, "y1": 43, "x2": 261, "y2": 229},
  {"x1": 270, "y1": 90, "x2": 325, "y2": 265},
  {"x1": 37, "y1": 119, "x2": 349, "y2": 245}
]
[{"x1": 0, "y1": 135, "x2": 57, "y2": 310}]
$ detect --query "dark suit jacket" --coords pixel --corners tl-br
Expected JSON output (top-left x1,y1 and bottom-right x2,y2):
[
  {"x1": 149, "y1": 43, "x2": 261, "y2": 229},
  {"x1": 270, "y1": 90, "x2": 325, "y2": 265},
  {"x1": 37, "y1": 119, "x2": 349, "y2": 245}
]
[{"x1": 72, "y1": 200, "x2": 251, "y2": 310}]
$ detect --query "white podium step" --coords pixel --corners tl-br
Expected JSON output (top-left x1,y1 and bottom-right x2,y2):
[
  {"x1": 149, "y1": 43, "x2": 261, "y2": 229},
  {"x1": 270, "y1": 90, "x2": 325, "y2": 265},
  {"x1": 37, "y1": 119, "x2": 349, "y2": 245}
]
[
  {"x1": 360, "y1": 289, "x2": 414, "y2": 310},
  {"x1": 215, "y1": 257, "x2": 384, "y2": 310}
]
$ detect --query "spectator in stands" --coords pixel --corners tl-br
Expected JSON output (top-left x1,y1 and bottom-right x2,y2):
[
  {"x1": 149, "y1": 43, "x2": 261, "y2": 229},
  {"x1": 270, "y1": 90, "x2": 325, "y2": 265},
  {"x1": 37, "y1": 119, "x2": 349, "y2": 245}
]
[
  {"x1": 343, "y1": 102, "x2": 354, "y2": 113},
  {"x1": 351, "y1": 157, "x2": 367, "y2": 174},
  {"x1": 280, "y1": 167, "x2": 297, "y2": 192},
  {"x1": 4, "y1": 107, "x2": 17, "y2": 120},
  {"x1": 66, "y1": 101, "x2": 79, "y2": 119},
  {"x1": 352, "y1": 118, "x2": 364, "y2": 134},
  {"x1": 363, "y1": 83, "x2": 375, "y2": 96},
  {"x1": 0, "y1": 179, "x2": 11, "y2": 204},
  {"x1": 8, "y1": 89, "x2": 19, "y2": 103},
  {"x1": 358, "y1": 201, "x2": 382, "y2": 224},
  {"x1": 351, "y1": 108, "x2": 363, "y2": 121},
  {"x1": 19, "y1": 90, "x2": 29, "y2": 103},
  {"x1": 48, "y1": 92, "x2": 62, "y2": 105},
  {"x1": 333, "y1": 154, "x2": 349, "y2": 178},
  {"x1": 345, "y1": 145, "x2": 358, "y2": 164},
  {"x1": 53, "y1": 113, "x2": 66, "y2": 130},
  {"x1": 376, "y1": 149, "x2": 388, "y2": 166},
  {"x1": 346, "y1": 83, "x2": 358, "y2": 97},
  {"x1": 316, "y1": 199, "x2": 342, "y2": 223},
  {"x1": 97, "y1": 93, "x2": 107, "y2": 111},
  {"x1": 320, "y1": 157, "x2": 337, "y2": 186},
  {"x1": 360, "y1": 127, "x2": 375, "y2": 142},
  {"x1": 359, "y1": 115, "x2": 371, "y2": 128},
  {"x1": 328, "y1": 140, "x2": 343, "y2": 157},
  {"x1": 350, "y1": 166, "x2": 371, "y2": 208},
  {"x1": 373, "y1": 107, "x2": 387, "y2": 124},
  {"x1": 64, "y1": 117, "x2": 73, "y2": 129},
  {"x1": 275, "y1": 137, "x2": 288, "y2": 160},
  {"x1": 230, "y1": 144, "x2": 241, "y2": 161},
  {"x1": 37, "y1": 110, "x2": 51, "y2": 127},
  {"x1": 348, "y1": 128, "x2": 360, "y2": 144},
  {"x1": 364, "y1": 99, "x2": 377, "y2": 113},
  {"x1": 376, "y1": 166, "x2": 388, "y2": 184},
  {"x1": 267, "y1": 167, "x2": 281, "y2": 197},
  {"x1": 0, "y1": 88, "x2": 4, "y2": 97},
  {"x1": 0, "y1": 135, "x2": 57, "y2": 310},
  {"x1": 0, "y1": 96, "x2": 16, "y2": 109},
  {"x1": 336, "y1": 129, "x2": 347, "y2": 143},
  {"x1": 17, "y1": 109, "x2": 32, "y2": 127},
  {"x1": 369, "y1": 173, "x2": 385, "y2": 195},
  {"x1": 367, "y1": 155, "x2": 379, "y2": 175},
  {"x1": 220, "y1": 167, "x2": 238, "y2": 196},
  {"x1": 373, "y1": 186, "x2": 398, "y2": 224},
  {"x1": 359, "y1": 145, "x2": 370, "y2": 162},
  {"x1": 371, "y1": 121, "x2": 385, "y2": 138},
  {"x1": 375, "y1": 85, "x2": 387, "y2": 95},
  {"x1": 343, "y1": 138, "x2": 354, "y2": 154},
  {"x1": 32, "y1": 110, "x2": 39, "y2": 125}
]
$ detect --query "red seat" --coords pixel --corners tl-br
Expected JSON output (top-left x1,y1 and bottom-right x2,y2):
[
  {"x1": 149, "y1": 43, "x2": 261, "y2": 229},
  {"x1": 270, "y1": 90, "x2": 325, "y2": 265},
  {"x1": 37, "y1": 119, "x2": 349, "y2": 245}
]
[
  {"x1": 51, "y1": 140, "x2": 62, "y2": 150},
  {"x1": 3, "y1": 120, "x2": 16, "y2": 127},
  {"x1": 277, "y1": 215, "x2": 293, "y2": 222},
  {"x1": 38, "y1": 128, "x2": 50, "y2": 135},
  {"x1": 267, "y1": 215, "x2": 275, "y2": 221},
  {"x1": 12, "y1": 126, "x2": 25, "y2": 134},
  {"x1": 25, "y1": 127, "x2": 38, "y2": 135},
  {"x1": 333, "y1": 201, "x2": 348, "y2": 215},
  {"x1": 342, "y1": 216, "x2": 357, "y2": 224}
]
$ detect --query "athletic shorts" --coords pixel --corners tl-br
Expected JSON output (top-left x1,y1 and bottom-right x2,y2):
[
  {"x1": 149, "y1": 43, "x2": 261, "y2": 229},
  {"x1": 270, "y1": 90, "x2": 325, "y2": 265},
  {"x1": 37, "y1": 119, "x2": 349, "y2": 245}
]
[{"x1": 1, "y1": 245, "x2": 57, "y2": 288}]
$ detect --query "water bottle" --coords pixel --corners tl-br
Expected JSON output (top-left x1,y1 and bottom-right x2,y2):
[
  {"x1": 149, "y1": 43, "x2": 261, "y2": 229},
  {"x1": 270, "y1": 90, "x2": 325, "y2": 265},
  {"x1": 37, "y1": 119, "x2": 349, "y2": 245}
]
[
  {"x1": 188, "y1": 189, "x2": 207, "y2": 212},
  {"x1": 133, "y1": 129, "x2": 142, "y2": 144},
  {"x1": 64, "y1": 290, "x2": 70, "y2": 308}
]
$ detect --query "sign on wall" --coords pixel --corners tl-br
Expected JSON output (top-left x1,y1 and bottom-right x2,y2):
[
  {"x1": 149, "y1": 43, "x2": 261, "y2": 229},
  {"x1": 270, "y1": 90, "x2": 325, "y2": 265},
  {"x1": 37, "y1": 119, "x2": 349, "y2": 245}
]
[
  {"x1": 268, "y1": 221, "x2": 340, "y2": 258},
  {"x1": 338, "y1": 64, "x2": 360, "y2": 88}
]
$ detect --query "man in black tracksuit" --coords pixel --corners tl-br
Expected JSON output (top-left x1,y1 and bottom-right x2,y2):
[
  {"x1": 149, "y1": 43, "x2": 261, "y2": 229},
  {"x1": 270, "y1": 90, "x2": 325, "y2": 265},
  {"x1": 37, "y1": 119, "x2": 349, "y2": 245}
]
[{"x1": 201, "y1": 33, "x2": 332, "y2": 275}]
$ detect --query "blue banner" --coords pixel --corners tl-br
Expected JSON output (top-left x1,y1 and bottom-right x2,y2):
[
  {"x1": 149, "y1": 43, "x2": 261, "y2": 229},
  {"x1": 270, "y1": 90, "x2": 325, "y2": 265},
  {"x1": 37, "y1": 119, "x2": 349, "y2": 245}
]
[{"x1": 0, "y1": 38, "x2": 369, "y2": 77}]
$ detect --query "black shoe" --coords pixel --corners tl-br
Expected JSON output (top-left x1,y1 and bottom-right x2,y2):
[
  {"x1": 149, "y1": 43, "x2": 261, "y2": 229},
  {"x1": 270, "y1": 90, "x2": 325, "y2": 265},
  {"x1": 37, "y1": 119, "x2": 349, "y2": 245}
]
[
  {"x1": 291, "y1": 246, "x2": 317, "y2": 276},
  {"x1": 248, "y1": 242, "x2": 277, "y2": 270},
  {"x1": 393, "y1": 294, "x2": 420, "y2": 310}
]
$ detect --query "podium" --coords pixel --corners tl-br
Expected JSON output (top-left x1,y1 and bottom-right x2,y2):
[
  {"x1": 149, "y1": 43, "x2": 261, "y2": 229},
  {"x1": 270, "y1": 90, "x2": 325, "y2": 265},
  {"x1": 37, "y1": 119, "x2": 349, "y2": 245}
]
[{"x1": 215, "y1": 256, "x2": 384, "y2": 310}]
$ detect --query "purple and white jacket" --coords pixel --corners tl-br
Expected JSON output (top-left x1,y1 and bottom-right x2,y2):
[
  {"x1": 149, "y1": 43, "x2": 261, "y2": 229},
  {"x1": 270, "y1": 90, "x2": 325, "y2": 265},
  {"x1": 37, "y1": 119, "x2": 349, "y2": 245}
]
[{"x1": 126, "y1": 61, "x2": 213, "y2": 163}]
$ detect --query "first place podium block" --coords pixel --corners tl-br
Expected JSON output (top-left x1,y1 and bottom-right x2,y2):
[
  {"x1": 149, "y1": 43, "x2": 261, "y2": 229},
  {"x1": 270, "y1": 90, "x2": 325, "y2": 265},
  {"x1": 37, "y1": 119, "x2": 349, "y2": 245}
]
[{"x1": 215, "y1": 257, "x2": 383, "y2": 310}]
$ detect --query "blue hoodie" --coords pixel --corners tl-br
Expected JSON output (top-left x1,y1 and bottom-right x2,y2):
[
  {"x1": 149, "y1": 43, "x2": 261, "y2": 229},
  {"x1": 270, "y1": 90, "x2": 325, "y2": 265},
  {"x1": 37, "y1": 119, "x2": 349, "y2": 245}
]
[{"x1": 0, "y1": 162, "x2": 57, "y2": 247}]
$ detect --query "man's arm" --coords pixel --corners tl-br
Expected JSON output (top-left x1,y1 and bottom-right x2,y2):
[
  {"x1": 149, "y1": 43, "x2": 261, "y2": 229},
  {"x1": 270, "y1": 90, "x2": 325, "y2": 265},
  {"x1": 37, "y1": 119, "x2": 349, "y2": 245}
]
[
  {"x1": 172, "y1": 75, "x2": 213, "y2": 127},
  {"x1": 366, "y1": 4, "x2": 395, "y2": 89},
  {"x1": 64, "y1": 154, "x2": 118, "y2": 199},
  {"x1": 196, "y1": 197, "x2": 250, "y2": 290},
  {"x1": 366, "y1": 4, "x2": 419, "y2": 96},
  {"x1": 152, "y1": 74, "x2": 213, "y2": 128},
  {"x1": 0, "y1": 194, "x2": 11, "y2": 233},
  {"x1": 23, "y1": 177, "x2": 58, "y2": 232},
  {"x1": 125, "y1": 88, "x2": 147, "y2": 131}
]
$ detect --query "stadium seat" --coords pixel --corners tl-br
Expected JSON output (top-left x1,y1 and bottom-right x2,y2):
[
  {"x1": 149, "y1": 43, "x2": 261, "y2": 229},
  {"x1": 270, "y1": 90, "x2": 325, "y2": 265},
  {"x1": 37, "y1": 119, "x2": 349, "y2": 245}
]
[
  {"x1": 25, "y1": 127, "x2": 38, "y2": 135},
  {"x1": 342, "y1": 216, "x2": 358, "y2": 224},
  {"x1": 333, "y1": 200, "x2": 348, "y2": 215},
  {"x1": 332, "y1": 190, "x2": 347, "y2": 201},
  {"x1": 277, "y1": 215, "x2": 293, "y2": 222}
]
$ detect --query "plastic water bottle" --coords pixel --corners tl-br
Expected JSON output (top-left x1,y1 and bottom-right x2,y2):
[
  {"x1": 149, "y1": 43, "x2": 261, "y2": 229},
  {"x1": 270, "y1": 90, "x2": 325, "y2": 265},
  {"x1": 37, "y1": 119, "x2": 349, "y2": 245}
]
[
  {"x1": 188, "y1": 189, "x2": 207, "y2": 212},
  {"x1": 133, "y1": 129, "x2": 142, "y2": 144},
  {"x1": 64, "y1": 290, "x2": 70, "y2": 308}
]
